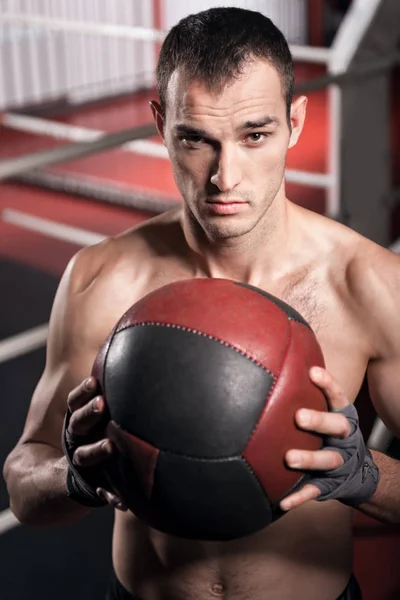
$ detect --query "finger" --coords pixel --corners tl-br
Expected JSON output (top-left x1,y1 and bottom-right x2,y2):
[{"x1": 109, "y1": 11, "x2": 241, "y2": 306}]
[
  {"x1": 280, "y1": 484, "x2": 321, "y2": 511},
  {"x1": 295, "y1": 408, "x2": 351, "y2": 438},
  {"x1": 68, "y1": 396, "x2": 105, "y2": 435},
  {"x1": 309, "y1": 367, "x2": 349, "y2": 411},
  {"x1": 68, "y1": 377, "x2": 99, "y2": 412},
  {"x1": 73, "y1": 439, "x2": 114, "y2": 467},
  {"x1": 96, "y1": 488, "x2": 127, "y2": 512},
  {"x1": 285, "y1": 448, "x2": 344, "y2": 471}
]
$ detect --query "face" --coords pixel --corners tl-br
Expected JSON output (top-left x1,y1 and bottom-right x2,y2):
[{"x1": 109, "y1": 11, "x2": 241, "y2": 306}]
[{"x1": 152, "y1": 59, "x2": 306, "y2": 241}]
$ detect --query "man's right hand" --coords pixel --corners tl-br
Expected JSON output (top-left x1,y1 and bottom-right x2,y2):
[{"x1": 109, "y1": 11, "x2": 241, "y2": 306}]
[{"x1": 63, "y1": 376, "x2": 127, "y2": 511}]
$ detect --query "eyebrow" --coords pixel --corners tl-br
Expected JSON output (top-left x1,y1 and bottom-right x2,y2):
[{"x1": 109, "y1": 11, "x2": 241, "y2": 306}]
[
  {"x1": 237, "y1": 116, "x2": 280, "y2": 131},
  {"x1": 174, "y1": 116, "x2": 279, "y2": 139},
  {"x1": 174, "y1": 124, "x2": 210, "y2": 137}
]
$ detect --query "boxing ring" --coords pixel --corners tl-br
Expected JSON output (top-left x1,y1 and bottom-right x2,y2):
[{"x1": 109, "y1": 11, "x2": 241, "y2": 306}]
[{"x1": 0, "y1": 0, "x2": 400, "y2": 598}]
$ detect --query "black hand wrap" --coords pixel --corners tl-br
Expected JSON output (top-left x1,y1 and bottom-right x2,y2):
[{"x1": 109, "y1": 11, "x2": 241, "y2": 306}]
[
  {"x1": 62, "y1": 408, "x2": 109, "y2": 507},
  {"x1": 308, "y1": 404, "x2": 380, "y2": 506}
]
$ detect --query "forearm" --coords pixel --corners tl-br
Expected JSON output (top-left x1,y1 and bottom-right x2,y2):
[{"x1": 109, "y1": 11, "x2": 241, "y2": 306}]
[
  {"x1": 356, "y1": 450, "x2": 400, "y2": 523},
  {"x1": 4, "y1": 442, "x2": 90, "y2": 526}
]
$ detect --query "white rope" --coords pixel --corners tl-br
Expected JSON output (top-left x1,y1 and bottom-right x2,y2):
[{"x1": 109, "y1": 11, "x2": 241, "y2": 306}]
[
  {"x1": 290, "y1": 44, "x2": 330, "y2": 65},
  {"x1": 0, "y1": 323, "x2": 49, "y2": 364},
  {"x1": 390, "y1": 237, "x2": 400, "y2": 254},
  {"x1": 284, "y1": 169, "x2": 333, "y2": 189},
  {"x1": 2, "y1": 113, "x2": 169, "y2": 159},
  {"x1": 0, "y1": 13, "x2": 166, "y2": 43},
  {"x1": 0, "y1": 509, "x2": 20, "y2": 535},
  {"x1": 2, "y1": 208, "x2": 105, "y2": 247},
  {"x1": 0, "y1": 13, "x2": 330, "y2": 64}
]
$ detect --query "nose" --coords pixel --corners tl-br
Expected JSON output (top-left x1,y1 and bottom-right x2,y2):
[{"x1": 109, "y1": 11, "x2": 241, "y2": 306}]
[{"x1": 210, "y1": 144, "x2": 242, "y2": 192}]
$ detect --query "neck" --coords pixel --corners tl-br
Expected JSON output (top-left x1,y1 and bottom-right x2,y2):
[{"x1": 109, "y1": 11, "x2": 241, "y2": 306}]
[{"x1": 182, "y1": 196, "x2": 294, "y2": 286}]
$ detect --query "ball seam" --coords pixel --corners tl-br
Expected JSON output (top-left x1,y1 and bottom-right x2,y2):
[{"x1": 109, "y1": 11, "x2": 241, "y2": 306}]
[
  {"x1": 116, "y1": 321, "x2": 275, "y2": 376},
  {"x1": 288, "y1": 316, "x2": 308, "y2": 326},
  {"x1": 244, "y1": 319, "x2": 293, "y2": 448}
]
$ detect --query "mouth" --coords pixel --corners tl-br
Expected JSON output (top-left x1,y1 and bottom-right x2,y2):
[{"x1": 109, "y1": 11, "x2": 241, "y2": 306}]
[{"x1": 205, "y1": 200, "x2": 248, "y2": 215}]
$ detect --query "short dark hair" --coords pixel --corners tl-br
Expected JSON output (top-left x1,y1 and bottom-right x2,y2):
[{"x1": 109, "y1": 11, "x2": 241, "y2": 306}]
[{"x1": 156, "y1": 7, "x2": 294, "y2": 124}]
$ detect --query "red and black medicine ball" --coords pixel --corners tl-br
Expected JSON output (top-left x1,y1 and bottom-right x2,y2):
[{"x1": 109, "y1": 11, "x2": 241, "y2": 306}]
[{"x1": 92, "y1": 278, "x2": 327, "y2": 541}]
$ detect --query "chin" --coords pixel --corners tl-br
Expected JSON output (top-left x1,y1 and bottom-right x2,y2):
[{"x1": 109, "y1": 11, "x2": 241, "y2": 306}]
[{"x1": 202, "y1": 217, "x2": 257, "y2": 240}]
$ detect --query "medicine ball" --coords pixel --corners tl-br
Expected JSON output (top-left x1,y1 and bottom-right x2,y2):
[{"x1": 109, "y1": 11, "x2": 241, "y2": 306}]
[{"x1": 92, "y1": 278, "x2": 327, "y2": 541}]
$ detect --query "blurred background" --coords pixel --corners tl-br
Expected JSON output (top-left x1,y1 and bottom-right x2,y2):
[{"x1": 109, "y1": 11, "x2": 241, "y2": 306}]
[{"x1": 0, "y1": 1, "x2": 399, "y2": 598}]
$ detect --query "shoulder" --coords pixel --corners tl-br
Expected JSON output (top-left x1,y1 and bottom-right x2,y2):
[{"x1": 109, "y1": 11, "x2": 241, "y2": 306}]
[
  {"x1": 64, "y1": 207, "x2": 183, "y2": 295},
  {"x1": 314, "y1": 213, "x2": 400, "y2": 358},
  {"x1": 296, "y1": 205, "x2": 400, "y2": 357},
  {"x1": 346, "y1": 236, "x2": 400, "y2": 297},
  {"x1": 345, "y1": 234, "x2": 400, "y2": 356},
  {"x1": 47, "y1": 208, "x2": 183, "y2": 360},
  {"x1": 297, "y1": 205, "x2": 400, "y2": 299}
]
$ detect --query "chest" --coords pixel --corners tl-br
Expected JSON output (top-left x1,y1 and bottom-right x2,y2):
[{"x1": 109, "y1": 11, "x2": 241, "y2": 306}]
[
  {"x1": 265, "y1": 276, "x2": 369, "y2": 401},
  {"x1": 75, "y1": 266, "x2": 369, "y2": 403}
]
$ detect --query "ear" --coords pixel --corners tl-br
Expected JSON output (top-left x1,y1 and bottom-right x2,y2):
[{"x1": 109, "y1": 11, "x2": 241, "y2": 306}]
[
  {"x1": 150, "y1": 100, "x2": 165, "y2": 140},
  {"x1": 288, "y1": 96, "x2": 307, "y2": 149}
]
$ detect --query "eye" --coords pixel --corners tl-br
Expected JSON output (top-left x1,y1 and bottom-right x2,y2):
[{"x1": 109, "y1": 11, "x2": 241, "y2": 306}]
[
  {"x1": 246, "y1": 132, "x2": 267, "y2": 144},
  {"x1": 180, "y1": 135, "x2": 205, "y2": 148}
]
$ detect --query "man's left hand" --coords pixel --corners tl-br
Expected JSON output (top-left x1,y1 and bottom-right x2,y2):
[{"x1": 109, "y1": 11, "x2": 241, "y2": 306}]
[{"x1": 280, "y1": 366, "x2": 379, "y2": 511}]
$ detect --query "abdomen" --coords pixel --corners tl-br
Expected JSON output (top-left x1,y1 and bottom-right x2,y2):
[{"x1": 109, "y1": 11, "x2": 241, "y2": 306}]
[{"x1": 112, "y1": 501, "x2": 354, "y2": 600}]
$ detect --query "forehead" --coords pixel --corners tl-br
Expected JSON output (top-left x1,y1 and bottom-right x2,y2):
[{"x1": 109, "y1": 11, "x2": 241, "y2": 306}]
[{"x1": 165, "y1": 59, "x2": 285, "y2": 123}]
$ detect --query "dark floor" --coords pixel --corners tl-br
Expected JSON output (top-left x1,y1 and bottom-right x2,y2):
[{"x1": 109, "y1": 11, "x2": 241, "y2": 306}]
[{"x1": 0, "y1": 258, "x2": 114, "y2": 599}]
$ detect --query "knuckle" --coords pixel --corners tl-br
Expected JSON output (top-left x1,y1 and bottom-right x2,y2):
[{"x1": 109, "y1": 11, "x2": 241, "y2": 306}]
[
  {"x1": 96, "y1": 488, "x2": 104, "y2": 500},
  {"x1": 68, "y1": 412, "x2": 79, "y2": 432},
  {"x1": 311, "y1": 455, "x2": 320, "y2": 469},
  {"x1": 81, "y1": 377, "x2": 95, "y2": 395},
  {"x1": 331, "y1": 451, "x2": 343, "y2": 468},
  {"x1": 101, "y1": 439, "x2": 113, "y2": 454},
  {"x1": 83, "y1": 377, "x2": 93, "y2": 390},
  {"x1": 68, "y1": 379, "x2": 94, "y2": 410},
  {"x1": 310, "y1": 412, "x2": 320, "y2": 428},
  {"x1": 340, "y1": 416, "x2": 351, "y2": 437},
  {"x1": 323, "y1": 373, "x2": 332, "y2": 387},
  {"x1": 343, "y1": 426, "x2": 351, "y2": 438},
  {"x1": 88, "y1": 441, "x2": 107, "y2": 463},
  {"x1": 334, "y1": 457, "x2": 343, "y2": 469},
  {"x1": 303, "y1": 411, "x2": 317, "y2": 430},
  {"x1": 91, "y1": 396, "x2": 102, "y2": 413},
  {"x1": 81, "y1": 402, "x2": 93, "y2": 419},
  {"x1": 82, "y1": 399, "x2": 99, "y2": 421},
  {"x1": 69, "y1": 407, "x2": 88, "y2": 433},
  {"x1": 74, "y1": 442, "x2": 99, "y2": 466},
  {"x1": 73, "y1": 447, "x2": 85, "y2": 466},
  {"x1": 102, "y1": 490, "x2": 115, "y2": 505},
  {"x1": 67, "y1": 389, "x2": 77, "y2": 409},
  {"x1": 94, "y1": 439, "x2": 106, "y2": 455}
]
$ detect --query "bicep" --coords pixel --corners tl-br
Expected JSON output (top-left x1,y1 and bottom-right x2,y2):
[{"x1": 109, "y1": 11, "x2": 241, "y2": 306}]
[
  {"x1": 18, "y1": 250, "x2": 95, "y2": 450},
  {"x1": 19, "y1": 362, "x2": 76, "y2": 450}
]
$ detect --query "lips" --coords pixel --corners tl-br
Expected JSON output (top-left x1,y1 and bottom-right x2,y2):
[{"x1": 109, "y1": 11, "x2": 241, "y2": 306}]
[
  {"x1": 205, "y1": 201, "x2": 248, "y2": 215},
  {"x1": 206, "y1": 199, "x2": 246, "y2": 204}
]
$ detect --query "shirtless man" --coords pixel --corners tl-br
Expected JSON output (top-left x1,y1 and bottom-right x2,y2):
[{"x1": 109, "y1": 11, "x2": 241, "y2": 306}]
[{"x1": 3, "y1": 7, "x2": 400, "y2": 600}]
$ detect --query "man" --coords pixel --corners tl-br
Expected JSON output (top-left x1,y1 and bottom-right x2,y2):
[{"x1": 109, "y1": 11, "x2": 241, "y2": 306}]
[{"x1": 3, "y1": 7, "x2": 400, "y2": 600}]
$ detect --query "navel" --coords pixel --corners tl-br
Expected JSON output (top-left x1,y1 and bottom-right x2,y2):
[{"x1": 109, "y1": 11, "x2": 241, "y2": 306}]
[{"x1": 211, "y1": 581, "x2": 225, "y2": 596}]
